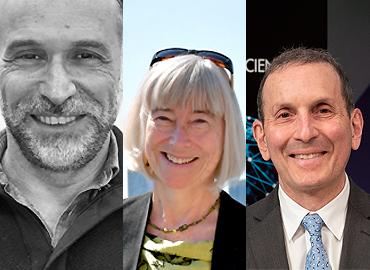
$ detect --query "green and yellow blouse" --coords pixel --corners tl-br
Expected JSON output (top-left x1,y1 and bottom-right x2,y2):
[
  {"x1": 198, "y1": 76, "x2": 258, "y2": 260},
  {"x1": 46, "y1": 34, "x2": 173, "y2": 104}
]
[{"x1": 138, "y1": 234, "x2": 213, "y2": 270}]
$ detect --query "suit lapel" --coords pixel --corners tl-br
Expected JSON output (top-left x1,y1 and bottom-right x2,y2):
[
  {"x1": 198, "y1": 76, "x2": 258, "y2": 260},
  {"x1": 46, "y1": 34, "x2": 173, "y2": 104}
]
[
  {"x1": 339, "y1": 182, "x2": 370, "y2": 269},
  {"x1": 247, "y1": 187, "x2": 289, "y2": 269}
]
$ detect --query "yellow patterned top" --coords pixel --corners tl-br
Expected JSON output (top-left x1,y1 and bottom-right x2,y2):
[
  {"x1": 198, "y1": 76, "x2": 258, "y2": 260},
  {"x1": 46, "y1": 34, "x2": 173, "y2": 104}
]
[{"x1": 138, "y1": 234, "x2": 213, "y2": 269}]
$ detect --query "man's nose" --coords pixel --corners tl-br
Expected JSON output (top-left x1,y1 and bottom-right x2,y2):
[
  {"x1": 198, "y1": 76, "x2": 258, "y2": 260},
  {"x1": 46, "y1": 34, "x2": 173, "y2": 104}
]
[
  {"x1": 39, "y1": 58, "x2": 76, "y2": 105},
  {"x1": 293, "y1": 114, "x2": 319, "y2": 142},
  {"x1": 169, "y1": 124, "x2": 191, "y2": 147}
]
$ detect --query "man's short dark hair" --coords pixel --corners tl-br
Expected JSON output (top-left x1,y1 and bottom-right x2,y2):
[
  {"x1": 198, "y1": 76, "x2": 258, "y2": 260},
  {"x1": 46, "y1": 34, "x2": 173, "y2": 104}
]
[{"x1": 257, "y1": 47, "x2": 354, "y2": 122}]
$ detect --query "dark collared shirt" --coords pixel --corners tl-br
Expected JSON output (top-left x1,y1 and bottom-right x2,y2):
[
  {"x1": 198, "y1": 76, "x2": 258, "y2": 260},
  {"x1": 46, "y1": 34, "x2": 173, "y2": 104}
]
[{"x1": 0, "y1": 129, "x2": 119, "y2": 247}]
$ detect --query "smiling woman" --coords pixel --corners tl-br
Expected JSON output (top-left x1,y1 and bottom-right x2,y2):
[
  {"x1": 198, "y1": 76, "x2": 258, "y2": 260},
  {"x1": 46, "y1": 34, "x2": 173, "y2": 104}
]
[
  {"x1": 125, "y1": 54, "x2": 244, "y2": 186},
  {"x1": 122, "y1": 51, "x2": 245, "y2": 269}
]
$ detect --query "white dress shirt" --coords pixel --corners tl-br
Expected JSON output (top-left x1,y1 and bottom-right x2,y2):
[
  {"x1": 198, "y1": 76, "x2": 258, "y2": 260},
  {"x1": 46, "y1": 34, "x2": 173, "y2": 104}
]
[{"x1": 278, "y1": 175, "x2": 350, "y2": 270}]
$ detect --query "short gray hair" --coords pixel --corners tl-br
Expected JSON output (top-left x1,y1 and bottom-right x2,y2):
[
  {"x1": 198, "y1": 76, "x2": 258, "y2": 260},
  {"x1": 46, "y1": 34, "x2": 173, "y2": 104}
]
[
  {"x1": 257, "y1": 47, "x2": 354, "y2": 122},
  {"x1": 124, "y1": 54, "x2": 245, "y2": 187}
]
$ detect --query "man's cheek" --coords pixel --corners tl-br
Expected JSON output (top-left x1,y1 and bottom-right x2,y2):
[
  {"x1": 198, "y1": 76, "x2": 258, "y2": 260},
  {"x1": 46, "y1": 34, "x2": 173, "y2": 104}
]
[{"x1": 0, "y1": 78, "x2": 24, "y2": 109}]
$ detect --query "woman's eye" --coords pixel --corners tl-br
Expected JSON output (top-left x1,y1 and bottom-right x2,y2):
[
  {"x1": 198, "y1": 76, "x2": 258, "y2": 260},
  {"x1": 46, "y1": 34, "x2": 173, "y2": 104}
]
[
  {"x1": 190, "y1": 118, "x2": 210, "y2": 131},
  {"x1": 153, "y1": 115, "x2": 174, "y2": 125},
  {"x1": 156, "y1": 116, "x2": 171, "y2": 121},
  {"x1": 193, "y1": 118, "x2": 207, "y2": 124},
  {"x1": 193, "y1": 118, "x2": 208, "y2": 126}
]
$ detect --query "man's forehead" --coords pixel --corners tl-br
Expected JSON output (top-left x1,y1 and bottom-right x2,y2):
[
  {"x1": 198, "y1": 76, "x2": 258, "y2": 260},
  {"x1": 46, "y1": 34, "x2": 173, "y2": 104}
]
[
  {"x1": 0, "y1": 0, "x2": 120, "y2": 29},
  {"x1": 0, "y1": 0, "x2": 121, "y2": 48},
  {"x1": 262, "y1": 63, "x2": 344, "y2": 109},
  {"x1": 0, "y1": 0, "x2": 119, "y2": 9},
  {"x1": 264, "y1": 63, "x2": 340, "y2": 95}
]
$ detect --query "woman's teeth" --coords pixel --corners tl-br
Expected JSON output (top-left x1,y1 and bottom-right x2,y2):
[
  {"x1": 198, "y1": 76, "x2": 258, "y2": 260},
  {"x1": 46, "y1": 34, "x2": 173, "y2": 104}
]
[{"x1": 166, "y1": 153, "x2": 196, "y2": 164}]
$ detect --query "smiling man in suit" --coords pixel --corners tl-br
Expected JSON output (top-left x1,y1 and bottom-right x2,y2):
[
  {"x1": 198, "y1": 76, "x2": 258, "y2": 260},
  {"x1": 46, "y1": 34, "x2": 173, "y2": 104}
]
[{"x1": 247, "y1": 47, "x2": 370, "y2": 269}]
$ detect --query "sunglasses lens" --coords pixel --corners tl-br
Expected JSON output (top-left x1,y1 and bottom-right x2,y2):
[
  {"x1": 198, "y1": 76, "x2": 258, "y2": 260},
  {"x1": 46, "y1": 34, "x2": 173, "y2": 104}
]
[
  {"x1": 205, "y1": 57, "x2": 227, "y2": 69},
  {"x1": 151, "y1": 48, "x2": 188, "y2": 66},
  {"x1": 150, "y1": 48, "x2": 233, "y2": 87},
  {"x1": 197, "y1": 52, "x2": 233, "y2": 74}
]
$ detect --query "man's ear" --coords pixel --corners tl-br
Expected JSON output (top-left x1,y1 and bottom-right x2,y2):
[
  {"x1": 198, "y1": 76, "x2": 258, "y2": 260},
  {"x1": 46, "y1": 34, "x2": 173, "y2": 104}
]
[
  {"x1": 252, "y1": 119, "x2": 271, "y2": 161},
  {"x1": 350, "y1": 108, "x2": 364, "y2": 150}
]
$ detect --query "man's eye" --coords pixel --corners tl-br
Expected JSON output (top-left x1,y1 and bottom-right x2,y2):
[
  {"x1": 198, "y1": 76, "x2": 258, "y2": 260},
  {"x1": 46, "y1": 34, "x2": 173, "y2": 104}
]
[
  {"x1": 17, "y1": 53, "x2": 41, "y2": 60},
  {"x1": 319, "y1": 108, "x2": 331, "y2": 114},
  {"x1": 278, "y1": 112, "x2": 291, "y2": 119},
  {"x1": 76, "y1": 52, "x2": 99, "y2": 59},
  {"x1": 4, "y1": 52, "x2": 46, "y2": 66},
  {"x1": 73, "y1": 52, "x2": 106, "y2": 66}
]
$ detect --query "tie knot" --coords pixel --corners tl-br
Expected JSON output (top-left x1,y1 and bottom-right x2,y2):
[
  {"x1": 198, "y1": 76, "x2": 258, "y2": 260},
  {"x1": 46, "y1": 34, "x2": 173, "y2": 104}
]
[{"x1": 301, "y1": 213, "x2": 324, "y2": 236}]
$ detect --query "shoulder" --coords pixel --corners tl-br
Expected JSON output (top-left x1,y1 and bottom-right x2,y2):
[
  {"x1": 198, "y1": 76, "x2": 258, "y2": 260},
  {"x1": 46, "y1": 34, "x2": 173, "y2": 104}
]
[
  {"x1": 349, "y1": 180, "x2": 370, "y2": 200},
  {"x1": 212, "y1": 191, "x2": 246, "y2": 269},
  {"x1": 219, "y1": 190, "x2": 246, "y2": 213},
  {"x1": 218, "y1": 191, "x2": 246, "y2": 228},
  {"x1": 123, "y1": 192, "x2": 151, "y2": 214},
  {"x1": 246, "y1": 186, "x2": 280, "y2": 227},
  {"x1": 216, "y1": 190, "x2": 246, "y2": 237},
  {"x1": 348, "y1": 180, "x2": 370, "y2": 215}
]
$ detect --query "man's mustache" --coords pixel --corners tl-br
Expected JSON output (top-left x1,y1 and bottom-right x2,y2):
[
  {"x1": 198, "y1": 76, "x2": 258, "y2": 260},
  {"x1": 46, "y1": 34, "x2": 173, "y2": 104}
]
[
  {"x1": 284, "y1": 139, "x2": 331, "y2": 154},
  {"x1": 12, "y1": 93, "x2": 103, "y2": 122}
]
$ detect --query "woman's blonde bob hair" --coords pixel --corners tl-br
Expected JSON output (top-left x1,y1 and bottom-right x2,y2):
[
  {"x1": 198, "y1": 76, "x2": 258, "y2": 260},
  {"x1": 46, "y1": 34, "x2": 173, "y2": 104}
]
[{"x1": 124, "y1": 54, "x2": 245, "y2": 187}]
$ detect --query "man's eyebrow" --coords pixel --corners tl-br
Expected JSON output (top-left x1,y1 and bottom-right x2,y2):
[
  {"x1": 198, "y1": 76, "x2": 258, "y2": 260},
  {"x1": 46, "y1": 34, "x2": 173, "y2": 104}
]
[
  {"x1": 4, "y1": 39, "x2": 43, "y2": 54},
  {"x1": 71, "y1": 40, "x2": 111, "y2": 56},
  {"x1": 271, "y1": 103, "x2": 293, "y2": 113},
  {"x1": 271, "y1": 98, "x2": 335, "y2": 111},
  {"x1": 3, "y1": 39, "x2": 111, "y2": 56},
  {"x1": 312, "y1": 98, "x2": 334, "y2": 105}
]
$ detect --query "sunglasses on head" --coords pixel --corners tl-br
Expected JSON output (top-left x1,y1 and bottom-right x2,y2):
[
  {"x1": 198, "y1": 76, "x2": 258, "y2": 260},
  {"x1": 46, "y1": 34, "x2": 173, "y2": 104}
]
[{"x1": 149, "y1": 48, "x2": 234, "y2": 87}]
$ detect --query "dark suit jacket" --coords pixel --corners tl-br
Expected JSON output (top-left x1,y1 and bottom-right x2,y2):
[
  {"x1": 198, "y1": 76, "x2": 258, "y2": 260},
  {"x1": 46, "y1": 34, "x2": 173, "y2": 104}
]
[
  {"x1": 123, "y1": 190, "x2": 246, "y2": 270},
  {"x1": 246, "y1": 181, "x2": 370, "y2": 269}
]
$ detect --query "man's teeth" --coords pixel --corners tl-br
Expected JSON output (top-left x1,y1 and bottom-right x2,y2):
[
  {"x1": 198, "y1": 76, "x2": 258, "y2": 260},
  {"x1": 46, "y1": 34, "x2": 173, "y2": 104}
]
[
  {"x1": 166, "y1": 153, "x2": 196, "y2": 164},
  {"x1": 38, "y1": 116, "x2": 76, "y2": 125},
  {"x1": 294, "y1": 153, "x2": 322, "y2": 160}
]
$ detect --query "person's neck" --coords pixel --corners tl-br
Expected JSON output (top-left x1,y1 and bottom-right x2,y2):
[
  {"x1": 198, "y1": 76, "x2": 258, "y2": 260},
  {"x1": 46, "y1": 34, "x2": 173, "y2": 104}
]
[
  {"x1": 149, "y1": 183, "x2": 220, "y2": 241},
  {"x1": 280, "y1": 176, "x2": 346, "y2": 211},
  {"x1": 2, "y1": 132, "x2": 110, "y2": 230}
]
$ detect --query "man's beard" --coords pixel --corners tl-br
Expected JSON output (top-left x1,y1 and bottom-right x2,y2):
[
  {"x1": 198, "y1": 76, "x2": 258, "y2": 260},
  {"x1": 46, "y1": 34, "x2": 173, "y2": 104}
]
[{"x1": 1, "y1": 91, "x2": 118, "y2": 172}]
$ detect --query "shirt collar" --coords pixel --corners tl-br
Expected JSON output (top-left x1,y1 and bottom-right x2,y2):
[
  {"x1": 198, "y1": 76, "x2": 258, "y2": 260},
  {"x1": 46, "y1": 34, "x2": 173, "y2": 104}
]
[
  {"x1": 89, "y1": 130, "x2": 120, "y2": 189},
  {"x1": 279, "y1": 175, "x2": 349, "y2": 241}
]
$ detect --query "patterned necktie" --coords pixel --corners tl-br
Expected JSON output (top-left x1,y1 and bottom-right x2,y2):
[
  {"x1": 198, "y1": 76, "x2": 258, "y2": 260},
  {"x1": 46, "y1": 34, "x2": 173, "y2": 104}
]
[{"x1": 301, "y1": 213, "x2": 331, "y2": 270}]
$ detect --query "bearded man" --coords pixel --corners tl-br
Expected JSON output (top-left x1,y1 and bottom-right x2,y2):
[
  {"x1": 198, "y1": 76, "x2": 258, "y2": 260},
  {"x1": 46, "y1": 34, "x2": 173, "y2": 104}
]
[{"x1": 0, "y1": 0, "x2": 123, "y2": 269}]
